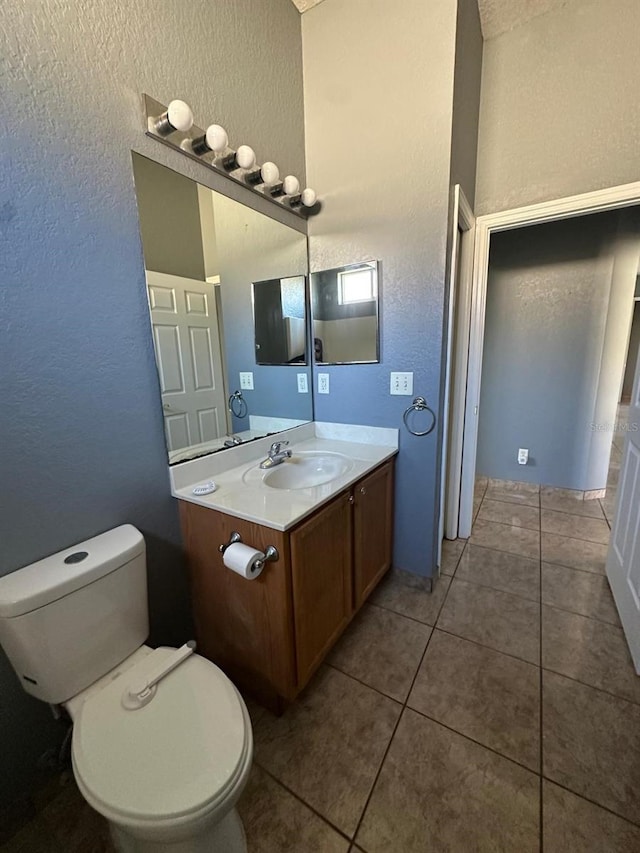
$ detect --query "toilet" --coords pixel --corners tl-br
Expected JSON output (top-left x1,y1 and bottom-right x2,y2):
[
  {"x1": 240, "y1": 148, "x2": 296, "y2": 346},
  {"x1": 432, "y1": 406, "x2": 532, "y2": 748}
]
[{"x1": 0, "y1": 525, "x2": 253, "y2": 853}]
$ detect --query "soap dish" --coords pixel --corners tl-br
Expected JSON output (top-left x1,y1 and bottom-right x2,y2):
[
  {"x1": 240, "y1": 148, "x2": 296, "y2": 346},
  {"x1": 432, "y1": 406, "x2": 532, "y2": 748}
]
[{"x1": 192, "y1": 481, "x2": 217, "y2": 496}]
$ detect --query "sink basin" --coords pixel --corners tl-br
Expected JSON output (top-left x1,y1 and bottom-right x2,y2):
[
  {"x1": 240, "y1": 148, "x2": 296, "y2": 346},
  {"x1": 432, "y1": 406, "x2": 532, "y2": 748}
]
[{"x1": 263, "y1": 451, "x2": 353, "y2": 490}]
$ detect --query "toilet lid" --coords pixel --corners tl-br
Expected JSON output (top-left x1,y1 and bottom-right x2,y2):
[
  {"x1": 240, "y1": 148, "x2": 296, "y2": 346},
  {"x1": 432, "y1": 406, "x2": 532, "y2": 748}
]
[{"x1": 72, "y1": 649, "x2": 249, "y2": 822}]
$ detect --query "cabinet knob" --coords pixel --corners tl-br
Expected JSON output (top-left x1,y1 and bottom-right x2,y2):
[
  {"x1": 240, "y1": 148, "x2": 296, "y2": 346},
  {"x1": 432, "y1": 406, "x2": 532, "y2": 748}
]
[
  {"x1": 360, "y1": 487, "x2": 367, "y2": 496},
  {"x1": 348, "y1": 495, "x2": 354, "y2": 504}
]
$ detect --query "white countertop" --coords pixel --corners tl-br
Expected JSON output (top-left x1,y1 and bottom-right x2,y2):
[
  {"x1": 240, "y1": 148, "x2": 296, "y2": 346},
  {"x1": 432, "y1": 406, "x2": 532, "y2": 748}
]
[{"x1": 170, "y1": 423, "x2": 398, "y2": 531}]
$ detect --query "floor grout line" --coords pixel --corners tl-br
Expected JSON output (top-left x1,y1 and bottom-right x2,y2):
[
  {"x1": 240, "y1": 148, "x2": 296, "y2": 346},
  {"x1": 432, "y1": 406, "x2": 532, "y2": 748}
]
[
  {"x1": 405, "y1": 702, "x2": 541, "y2": 777},
  {"x1": 366, "y1": 599, "x2": 438, "y2": 629},
  {"x1": 250, "y1": 761, "x2": 354, "y2": 844},
  {"x1": 539, "y1": 665, "x2": 640, "y2": 709},
  {"x1": 433, "y1": 624, "x2": 539, "y2": 667},
  {"x1": 541, "y1": 775, "x2": 640, "y2": 831},
  {"x1": 347, "y1": 552, "x2": 457, "y2": 849}
]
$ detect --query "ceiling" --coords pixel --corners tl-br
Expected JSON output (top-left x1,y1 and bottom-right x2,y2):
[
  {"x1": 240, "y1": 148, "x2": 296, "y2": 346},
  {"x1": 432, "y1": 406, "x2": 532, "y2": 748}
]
[{"x1": 289, "y1": 0, "x2": 572, "y2": 40}]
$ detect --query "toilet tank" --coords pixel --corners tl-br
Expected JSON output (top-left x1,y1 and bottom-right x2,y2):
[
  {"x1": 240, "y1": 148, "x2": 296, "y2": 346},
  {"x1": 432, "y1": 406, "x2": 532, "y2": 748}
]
[{"x1": 0, "y1": 525, "x2": 148, "y2": 704}]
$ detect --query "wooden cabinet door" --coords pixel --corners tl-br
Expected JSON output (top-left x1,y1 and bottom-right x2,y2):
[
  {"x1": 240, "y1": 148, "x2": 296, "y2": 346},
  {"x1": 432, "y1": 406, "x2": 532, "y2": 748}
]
[
  {"x1": 353, "y1": 460, "x2": 395, "y2": 608},
  {"x1": 290, "y1": 492, "x2": 353, "y2": 688},
  {"x1": 179, "y1": 501, "x2": 296, "y2": 703}
]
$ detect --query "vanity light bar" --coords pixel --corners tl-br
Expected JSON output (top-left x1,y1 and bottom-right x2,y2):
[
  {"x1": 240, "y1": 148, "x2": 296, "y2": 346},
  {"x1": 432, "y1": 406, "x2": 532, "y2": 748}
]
[{"x1": 143, "y1": 95, "x2": 320, "y2": 219}]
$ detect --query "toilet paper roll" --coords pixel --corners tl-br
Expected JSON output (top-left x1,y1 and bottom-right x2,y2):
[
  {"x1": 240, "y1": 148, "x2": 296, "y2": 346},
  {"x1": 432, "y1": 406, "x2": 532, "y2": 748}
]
[{"x1": 222, "y1": 542, "x2": 265, "y2": 580}]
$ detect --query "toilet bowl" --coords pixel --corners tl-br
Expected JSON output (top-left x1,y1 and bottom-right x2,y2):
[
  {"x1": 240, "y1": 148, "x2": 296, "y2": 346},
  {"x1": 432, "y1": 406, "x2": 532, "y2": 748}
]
[
  {"x1": 69, "y1": 646, "x2": 253, "y2": 853},
  {"x1": 0, "y1": 525, "x2": 253, "y2": 853}
]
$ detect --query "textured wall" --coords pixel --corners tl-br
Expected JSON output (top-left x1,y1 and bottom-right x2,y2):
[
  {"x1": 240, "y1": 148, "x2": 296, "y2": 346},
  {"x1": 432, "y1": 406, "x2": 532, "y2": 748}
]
[
  {"x1": 211, "y1": 192, "x2": 312, "y2": 428},
  {"x1": 623, "y1": 305, "x2": 640, "y2": 401},
  {"x1": 0, "y1": 0, "x2": 305, "y2": 808},
  {"x1": 476, "y1": 0, "x2": 640, "y2": 214},
  {"x1": 132, "y1": 155, "x2": 206, "y2": 281},
  {"x1": 450, "y1": 0, "x2": 483, "y2": 206},
  {"x1": 476, "y1": 212, "x2": 639, "y2": 490},
  {"x1": 302, "y1": 0, "x2": 458, "y2": 575}
]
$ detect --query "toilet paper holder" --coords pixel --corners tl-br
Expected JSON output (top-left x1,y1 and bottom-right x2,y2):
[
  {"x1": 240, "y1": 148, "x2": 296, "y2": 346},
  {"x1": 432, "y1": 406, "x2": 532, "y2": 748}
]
[{"x1": 218, "y1": 531, "x2": 279, "y2": 569}]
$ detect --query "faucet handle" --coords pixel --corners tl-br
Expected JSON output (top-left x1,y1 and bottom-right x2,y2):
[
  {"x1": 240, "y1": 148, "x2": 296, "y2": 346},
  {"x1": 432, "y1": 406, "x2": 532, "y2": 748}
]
[{"x1": 270, "y1": 440, "x2": 289, "y2": 454}]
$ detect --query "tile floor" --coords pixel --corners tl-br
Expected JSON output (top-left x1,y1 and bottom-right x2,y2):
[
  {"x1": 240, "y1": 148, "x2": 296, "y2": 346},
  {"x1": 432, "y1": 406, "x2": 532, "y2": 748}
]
[{"x1": 4, "y1": 417, "x2": 639, "y2": 852}]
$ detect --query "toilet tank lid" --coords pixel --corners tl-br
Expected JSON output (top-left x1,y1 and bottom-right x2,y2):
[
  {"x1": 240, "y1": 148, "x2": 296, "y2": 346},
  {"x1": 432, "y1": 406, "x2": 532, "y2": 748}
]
[{"x1": 0, "y1": 525, "x2": 145, "y2": 618}]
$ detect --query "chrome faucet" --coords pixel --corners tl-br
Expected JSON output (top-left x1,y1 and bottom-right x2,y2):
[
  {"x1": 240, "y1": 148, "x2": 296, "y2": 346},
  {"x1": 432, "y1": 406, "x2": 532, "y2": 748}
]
[
  {"x1": 223, "y1": 435, "x2": 243, "y2": 448},
  {"x1": 259, "y1": 440, "x2": 292, "y2": 469}
]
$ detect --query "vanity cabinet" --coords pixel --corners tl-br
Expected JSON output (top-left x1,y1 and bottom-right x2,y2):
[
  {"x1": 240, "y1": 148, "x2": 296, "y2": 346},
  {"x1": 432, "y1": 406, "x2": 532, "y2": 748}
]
[
  {"x1": 290, "y1": 490, "x2": 353, "y2": 687},
  {"x1": 353, "y1": 462, "x2": 394, "y2": 609},
  {"x1": 179, "y1": 458, "x2": 395, "y2": 710}
]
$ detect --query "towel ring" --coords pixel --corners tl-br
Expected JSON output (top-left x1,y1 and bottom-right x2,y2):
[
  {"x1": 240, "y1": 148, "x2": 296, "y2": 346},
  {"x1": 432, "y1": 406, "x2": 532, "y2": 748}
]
[
  {"x1": 403, "y1": 396, "x2": 436, "y2": 436},
  {"x1": 228, "y1": 390, "x2": 248, "y2": 419}
]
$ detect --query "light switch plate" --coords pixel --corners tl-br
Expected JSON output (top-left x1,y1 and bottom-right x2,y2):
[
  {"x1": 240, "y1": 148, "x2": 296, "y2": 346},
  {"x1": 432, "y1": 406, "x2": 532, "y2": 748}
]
[
  {"x1": 297, "y1": 373, "x2": 308, "y2": 393},
  {"x1": 318, "y1": 373, "x2": 330, "y2": 394},
  {"x1": 239, "y1": 372, "x2": 254, "y2": 390},
  {"x1": 390, "y1": 372, "x2": 413, "y2": 395}
]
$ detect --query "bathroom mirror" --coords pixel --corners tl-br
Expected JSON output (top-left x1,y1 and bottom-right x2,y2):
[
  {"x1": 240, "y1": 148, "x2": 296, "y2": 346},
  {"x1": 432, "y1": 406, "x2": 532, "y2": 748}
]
[
  {"x1": 131, "y1": 153, "x2": 312, "y2": 463},
  {"x1": 310, "y1": 261, "x2": 380, "y2": 364},
  {"x1": 253, "y1": 276, "x2": 307, "y2": 365}
]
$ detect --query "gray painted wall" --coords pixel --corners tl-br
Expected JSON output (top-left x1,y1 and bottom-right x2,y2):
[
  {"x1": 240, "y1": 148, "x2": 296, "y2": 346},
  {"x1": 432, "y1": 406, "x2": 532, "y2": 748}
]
[
  {"x1": 0, "y1": 0, "x2": 305, "y2": 809},
  {"x1": 449, "y1": 0, "x2": 483, "y2": 206},
  {"x1": 210, "y1": 192, "x2": 312, "y2": 430},
  {"x1": 476, "y1": 0, "x2": 640, "y2": 214},
  {"x1": 303, "y1": 0, "x2": 458, "y2": 575},
  {"x1": 476, "y1": 211, "x2": 640, "y2": 489},
  {"x1": 623, "y1": 304, "x2": 640, "y2": 401},
  {"x1": 132, "y1": 155, "x2": 206, "y2": 280}
]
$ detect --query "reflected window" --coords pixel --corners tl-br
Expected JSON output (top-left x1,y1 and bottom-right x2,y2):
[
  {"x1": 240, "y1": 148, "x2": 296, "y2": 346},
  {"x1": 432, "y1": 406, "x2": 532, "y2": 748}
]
[{"x1": 338, "y1": 265, "x2": 376, "y2": 305}]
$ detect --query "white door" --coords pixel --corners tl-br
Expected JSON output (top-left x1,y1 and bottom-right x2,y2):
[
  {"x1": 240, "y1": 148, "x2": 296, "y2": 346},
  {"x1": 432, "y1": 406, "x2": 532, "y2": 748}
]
[
  {"x1": 439, "y1": 186, "x2": 475, "y2": 560},
  {"x1": 146, "y1": 271, "x2": 227, "y2": 453},
  {"x1": 606, "y1": 345, "x2": 640, "y2": 673}
]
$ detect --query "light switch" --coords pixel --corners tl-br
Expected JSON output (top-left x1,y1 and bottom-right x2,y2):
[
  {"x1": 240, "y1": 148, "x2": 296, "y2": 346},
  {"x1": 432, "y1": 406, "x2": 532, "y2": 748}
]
[
  {"x1": 390, "y1": 372, "x2": 413, "y2": 395},
  {"x1": 239, "y1": 372, "x2": 254, "y2": 390}
]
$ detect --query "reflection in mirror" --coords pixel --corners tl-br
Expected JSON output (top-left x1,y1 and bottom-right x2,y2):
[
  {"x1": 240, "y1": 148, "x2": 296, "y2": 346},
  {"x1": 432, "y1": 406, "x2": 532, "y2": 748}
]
[
  {"x1": 310, "y1": 261, "x2": 380, "y2": 364},
  {"x1": 131, "y1": 153, "x2": 312, "y2": 463},
  {"x1": 253, "y1": 276, "x2": 307, "y2": 365}
]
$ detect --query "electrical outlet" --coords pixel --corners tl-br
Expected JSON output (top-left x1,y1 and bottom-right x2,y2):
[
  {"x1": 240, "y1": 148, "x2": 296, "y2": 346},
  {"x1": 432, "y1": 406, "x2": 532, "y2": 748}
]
[
  {"x1": 297, "y1": 373, "x2": 308, "y2": 393},
  {"x1": 390, "y1": 372, "x2": 414, "y2": 396},
  {"x1": 318, "y1": 373, "x2": 330, "y2": 394},
  {"x1": 239, "y1": 372, "x2": 254, "y2": 390},
  {"x1": 518, "y1": 448, "x2": 529, "y2": 465}
]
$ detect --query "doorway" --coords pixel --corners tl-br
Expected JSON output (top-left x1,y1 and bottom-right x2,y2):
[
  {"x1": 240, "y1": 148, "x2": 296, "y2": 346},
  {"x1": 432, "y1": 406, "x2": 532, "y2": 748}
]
[{"x1": 450, "y1": 180, "x2": 640, "y2": 670}]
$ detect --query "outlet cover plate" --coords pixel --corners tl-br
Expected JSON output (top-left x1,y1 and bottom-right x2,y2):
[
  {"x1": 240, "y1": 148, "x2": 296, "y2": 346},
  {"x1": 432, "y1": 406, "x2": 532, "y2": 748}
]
[
  {"x1": 318, "y1": 373, "x2": 330, "y2": 394},
  {"x1": 239, "y1": 372, "x2": 254, "y2": 390},
  {"x1": 297, "y1": 373, "x2": 308, "y2": 393},
  {"x1": 390, "y1": 372, "x2": 414, "y2": 395}
]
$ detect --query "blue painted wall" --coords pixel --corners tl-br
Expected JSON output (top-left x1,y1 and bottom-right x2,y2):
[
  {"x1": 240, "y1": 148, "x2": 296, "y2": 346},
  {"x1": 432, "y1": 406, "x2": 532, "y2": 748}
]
[
  {"x1": 303, "y1": 0, "x2": 463, "y2": 576},
  {"x1": 0, "y1": 0, "x2": 305, "y2": 809},
  {"x1": 210, "y1": 192, "x2": 313, "y2": 431}
]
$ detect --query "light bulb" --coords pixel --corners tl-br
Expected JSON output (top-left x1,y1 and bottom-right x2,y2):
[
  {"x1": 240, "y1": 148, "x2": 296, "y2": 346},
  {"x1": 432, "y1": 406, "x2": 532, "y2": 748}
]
[
  {"x1": 301, "y1": 188, "x2": 317, "y2": 207},
  {"x1": 261, "y1": 162, "x2": 280, "y2": 185},
  {"x1": 166, "y1": 99, "x2": 194, "y2": 132},
  {"x1": 283, "y1": 175, "x2": 300, "y2": 196},
  {"x1": 236, "y1": 145, "x2": 256, "y2": 170},
  {"x1": 205, "y1": 124, "x2": 228, "y2": 153},
  {"x1": 190, "y1": 123, "x2": 229, "y2": 157}
]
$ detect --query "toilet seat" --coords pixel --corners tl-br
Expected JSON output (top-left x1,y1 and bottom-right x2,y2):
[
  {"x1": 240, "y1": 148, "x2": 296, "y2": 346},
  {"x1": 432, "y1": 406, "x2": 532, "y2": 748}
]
[{"x1": 71, "y1": 648, "x2": 251, "y2": 827}]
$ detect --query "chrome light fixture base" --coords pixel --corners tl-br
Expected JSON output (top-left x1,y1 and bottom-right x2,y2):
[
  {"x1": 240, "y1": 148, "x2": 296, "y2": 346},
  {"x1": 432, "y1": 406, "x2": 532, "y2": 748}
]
[{"x1": 142, "y1": 94, "x2": 321, "y2": 219}]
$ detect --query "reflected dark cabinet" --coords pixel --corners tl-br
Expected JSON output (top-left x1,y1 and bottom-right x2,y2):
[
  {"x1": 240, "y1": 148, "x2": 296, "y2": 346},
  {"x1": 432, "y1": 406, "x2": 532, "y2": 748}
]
[
  {"x1": 179, "y1": 458, "x2": 395, "y2": 710},
  {"x1": 253, "y1": 279, "x2": 288, "y2": 363},
  {"x1": 253, "y1": 275, "x2": 307, "y2": 365}
]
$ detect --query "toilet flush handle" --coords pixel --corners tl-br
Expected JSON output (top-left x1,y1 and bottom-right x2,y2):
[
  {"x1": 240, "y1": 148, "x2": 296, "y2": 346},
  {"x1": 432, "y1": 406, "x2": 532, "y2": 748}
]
[{"x1": 122, "y1": 641, "x2": 196, "y2": 711}]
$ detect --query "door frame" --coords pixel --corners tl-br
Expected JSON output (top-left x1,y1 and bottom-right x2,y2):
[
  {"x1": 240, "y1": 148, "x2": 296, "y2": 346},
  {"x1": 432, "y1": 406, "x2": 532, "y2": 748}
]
[
  {"x1": 458, "y1": 180, "x2": 640, "y2": 538},
  {"x1": 439, "y1": 185, "x2": 475, "y2": 554}
]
